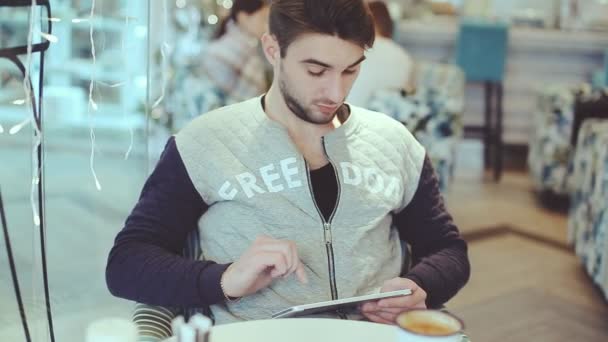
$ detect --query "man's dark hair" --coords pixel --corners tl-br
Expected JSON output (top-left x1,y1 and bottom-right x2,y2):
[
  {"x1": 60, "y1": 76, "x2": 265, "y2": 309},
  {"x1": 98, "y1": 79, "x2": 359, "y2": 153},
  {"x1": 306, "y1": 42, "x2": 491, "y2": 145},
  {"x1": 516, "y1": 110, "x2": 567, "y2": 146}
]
[
  {"x1": 269, "y1": 0, "x2": 375, "y2": 57},
  {"x1": 368, "y1": 1, "x2": 393, "y2": 39}
]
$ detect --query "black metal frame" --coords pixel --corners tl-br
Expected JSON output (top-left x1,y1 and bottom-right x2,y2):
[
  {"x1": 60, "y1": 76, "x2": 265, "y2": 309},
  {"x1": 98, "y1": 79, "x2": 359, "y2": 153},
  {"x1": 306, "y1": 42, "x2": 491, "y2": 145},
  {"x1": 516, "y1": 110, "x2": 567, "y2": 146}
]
[
  {"x1": 0, "y1": 1, "x2": 55, "y2": 341},
  {"x1": 0, "y1": 187, "x2": 32, "y2": 342}
]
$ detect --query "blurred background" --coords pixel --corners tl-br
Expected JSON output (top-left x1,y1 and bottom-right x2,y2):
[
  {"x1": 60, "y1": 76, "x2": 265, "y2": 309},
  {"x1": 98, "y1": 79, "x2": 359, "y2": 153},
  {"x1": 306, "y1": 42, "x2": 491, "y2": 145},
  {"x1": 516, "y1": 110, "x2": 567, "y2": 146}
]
[{"x1": 1, "y1": 0, "x2": 607, "y2": 341}]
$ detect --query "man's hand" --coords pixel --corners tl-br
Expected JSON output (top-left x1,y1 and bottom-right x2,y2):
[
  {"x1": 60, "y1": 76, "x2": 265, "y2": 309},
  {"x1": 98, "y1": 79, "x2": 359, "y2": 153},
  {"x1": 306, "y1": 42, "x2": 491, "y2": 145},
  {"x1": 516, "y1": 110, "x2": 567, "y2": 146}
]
[
  {"x1": 220, "y1": 235, "x2": 308, "y2": 298},
  {"x1": 361, "y1": 277, "x2": 427, "y2": 325}
]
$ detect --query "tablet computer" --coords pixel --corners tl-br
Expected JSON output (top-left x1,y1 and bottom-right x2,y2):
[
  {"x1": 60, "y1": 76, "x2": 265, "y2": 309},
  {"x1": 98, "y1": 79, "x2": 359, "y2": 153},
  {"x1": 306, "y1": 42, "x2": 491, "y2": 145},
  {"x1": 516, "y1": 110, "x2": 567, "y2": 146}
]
[{"x1": 271, "y1": 289, "x2": 412, "y2": 319}]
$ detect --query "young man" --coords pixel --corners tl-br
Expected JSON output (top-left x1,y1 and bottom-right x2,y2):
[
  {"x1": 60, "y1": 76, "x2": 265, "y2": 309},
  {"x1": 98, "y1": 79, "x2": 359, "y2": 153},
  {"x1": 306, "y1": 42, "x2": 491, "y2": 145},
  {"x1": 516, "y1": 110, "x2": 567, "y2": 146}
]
[{"x1": 106, "y1": 0, "x2": 470, "y2": 325}]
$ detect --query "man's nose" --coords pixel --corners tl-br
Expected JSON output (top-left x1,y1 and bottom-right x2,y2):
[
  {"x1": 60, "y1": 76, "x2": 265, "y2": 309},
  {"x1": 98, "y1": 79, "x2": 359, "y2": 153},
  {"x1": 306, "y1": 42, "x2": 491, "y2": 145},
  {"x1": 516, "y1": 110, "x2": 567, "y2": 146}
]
[{"x1": 325, "y1": 75, "x2": 346, "y2": 104}]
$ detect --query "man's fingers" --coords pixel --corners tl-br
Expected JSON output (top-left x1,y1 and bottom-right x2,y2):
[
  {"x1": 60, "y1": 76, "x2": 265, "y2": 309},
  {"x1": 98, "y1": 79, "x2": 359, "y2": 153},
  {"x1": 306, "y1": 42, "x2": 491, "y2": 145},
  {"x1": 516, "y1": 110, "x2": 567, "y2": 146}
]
[
  {"x1": 361, "y1": 301, "x2": 378, "y2": 312},
  {"x1": 361, "y1": 301, "x2": 403, "y2": 316},
  {"x1": 412, "y1": 301, "x2": 427, "y2": 310},
  {"x1": 286, "y1": 241, "x2": 299, "y2": 275},
  {"x1": 363, "y1": 312, "x2": 394, "y2": 325},
  {"x1": 380, "y1": 277, "x2": 412, "y2": 292},
  {"x1": 370, "y1": 307, "x2": 404, "y2": 315},
  {"x1": 378, "y1": 290, "x2": 426, "y2": 309},
  {"x1": 294, "y1": 261, "x2": 309, "y2": 284},
  {"x1": 256, "y1": 240, "x2": 297, "y2": 274},
  {"x1": 377, "y1": 296, "x2": 416, "y2": 308},
  {"x1": 362, "y1": 311, "x2": 383, "y2": 323},
  {"x1": 373, "y1": 310, "x2": 398, "y2": 323},
  {"x1": 256, "y1": 239, "x2": 307, "y2": 281},
  {"x1": 256, "y1": 252, "x2": 289, "y2": 278}
]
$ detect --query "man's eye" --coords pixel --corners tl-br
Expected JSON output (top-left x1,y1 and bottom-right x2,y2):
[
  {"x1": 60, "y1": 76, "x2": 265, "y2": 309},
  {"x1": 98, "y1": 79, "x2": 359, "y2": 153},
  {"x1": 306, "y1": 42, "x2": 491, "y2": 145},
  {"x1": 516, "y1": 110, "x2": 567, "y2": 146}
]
[
  {"x1": 343, "y1": 69, "x2": 357, "y2": 75},
  {"x1": 308, "y1": 69, "x2": 325, "y2": 77}
]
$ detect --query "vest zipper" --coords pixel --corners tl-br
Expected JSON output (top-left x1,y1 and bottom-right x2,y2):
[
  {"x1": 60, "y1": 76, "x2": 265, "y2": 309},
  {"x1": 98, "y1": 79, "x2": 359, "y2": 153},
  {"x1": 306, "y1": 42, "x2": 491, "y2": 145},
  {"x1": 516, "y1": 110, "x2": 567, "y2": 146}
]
[{"x1": 304, "y1": 137, "x2": 345, "y2": 319}]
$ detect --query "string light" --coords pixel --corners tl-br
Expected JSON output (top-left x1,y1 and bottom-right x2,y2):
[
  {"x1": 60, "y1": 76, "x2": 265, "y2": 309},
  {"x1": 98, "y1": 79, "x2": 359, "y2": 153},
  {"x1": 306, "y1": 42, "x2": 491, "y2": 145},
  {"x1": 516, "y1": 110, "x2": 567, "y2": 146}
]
[
  {"x1": 90, "y1": 98, "x2": 98, "y2": 111},
  {"x1": 0, "y1": 124, "x2": 4, "y2": 134},
  {"x1": 30, "y1": 172, "x2": 40, "y2": 227},
  {"x1": 19, "y1": 3, "x2": 47, "y2": 340},
  {"x1": 12, "y1": 0, "x2": 151, "y2": 203},
  {"x1": 207, "y1": 15, "x2": 218, "y2": 25},
  {"x1": 152, "y1": 0, "x2": 169, "y2": 110},
  {"x1": 87, "y1": 0, "x2": 102, "y2": 191},
  {"x1": 9, "y1": 118, "x2": 32, "y2": 135},
  {"x1": 122, "y1": 14, "x2": 133, "y2": 160},
  {"x1": 8, "y1": 3, "x2": 152, "y2": 340},
  {"x1": 24, "y1": 0, "x2": 42, "y2": 229},
  {"x1": 39, "y1": 30, "x2": 59, "y2": 43},
  {"x1": 151, "y1": 43, "x2": 168, "y2": 109},
  {"x1": 97, "y1": 80, "x2": 126, "y2": 88}
]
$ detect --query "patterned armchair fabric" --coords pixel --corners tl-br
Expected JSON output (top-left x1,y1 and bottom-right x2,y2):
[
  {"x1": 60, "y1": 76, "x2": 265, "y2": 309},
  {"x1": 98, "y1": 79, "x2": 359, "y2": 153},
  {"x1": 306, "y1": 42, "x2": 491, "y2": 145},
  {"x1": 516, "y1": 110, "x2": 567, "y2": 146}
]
[
  {"x1": 528, "y1": 84, "x2": 608, "y2": 197},
  {"x1": 568, "y1": 119, "x2": 608, "y2": 299},
  {"x1": 367, "y1": 62, "x2": 465, "y2": 192},
  {"x1": 528, "y1": 85, "x2": 582, "y2": 195}
]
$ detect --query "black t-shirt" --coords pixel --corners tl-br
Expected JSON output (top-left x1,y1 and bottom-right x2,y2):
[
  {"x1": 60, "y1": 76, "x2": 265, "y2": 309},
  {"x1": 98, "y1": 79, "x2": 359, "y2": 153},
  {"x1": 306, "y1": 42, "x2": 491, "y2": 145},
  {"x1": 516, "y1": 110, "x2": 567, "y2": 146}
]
[{"x1": 310, "y1": 163, "x2": 338, "y2": 222}]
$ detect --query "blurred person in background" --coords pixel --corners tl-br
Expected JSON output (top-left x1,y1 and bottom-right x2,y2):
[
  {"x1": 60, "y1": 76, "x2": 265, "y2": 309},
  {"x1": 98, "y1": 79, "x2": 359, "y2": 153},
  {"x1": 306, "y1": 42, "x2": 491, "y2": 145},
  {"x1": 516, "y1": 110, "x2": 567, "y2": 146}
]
[
  {"x1": 347, "y1": 0, "x2": 413, "y2": 107},
  {"x1": 202, "y1": 0, "x2": 270, "y2": 102}
]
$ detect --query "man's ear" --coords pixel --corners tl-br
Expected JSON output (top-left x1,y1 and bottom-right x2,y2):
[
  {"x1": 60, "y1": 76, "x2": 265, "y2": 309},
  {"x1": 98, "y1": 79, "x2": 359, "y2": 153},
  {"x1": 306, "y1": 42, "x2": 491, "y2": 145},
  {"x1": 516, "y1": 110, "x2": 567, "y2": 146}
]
[{"x1": 261, "y1": 33, "x2": 280, "y2": 66}]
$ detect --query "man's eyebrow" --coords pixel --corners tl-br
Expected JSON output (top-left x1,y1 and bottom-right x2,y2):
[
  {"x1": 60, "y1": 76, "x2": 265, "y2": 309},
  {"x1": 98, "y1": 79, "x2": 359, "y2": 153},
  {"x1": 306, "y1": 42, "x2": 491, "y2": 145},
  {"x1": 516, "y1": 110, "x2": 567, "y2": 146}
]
[
  {"x1": 347, "y1": 55, "x2": 366, "y2": 68},
  {"x1": 300, "y1": 55, "x2": 366, "y2": 69},
  {"x1": 301, "y1": 59, "x2": 332, "y2": 68}
]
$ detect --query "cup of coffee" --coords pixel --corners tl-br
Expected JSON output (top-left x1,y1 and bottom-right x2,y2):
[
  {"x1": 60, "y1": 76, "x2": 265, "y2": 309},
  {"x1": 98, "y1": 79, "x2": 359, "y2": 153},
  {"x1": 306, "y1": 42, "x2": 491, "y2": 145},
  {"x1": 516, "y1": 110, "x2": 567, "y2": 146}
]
[{"x1": 395, "y1": 309, "x2": 464, "y2": 342}]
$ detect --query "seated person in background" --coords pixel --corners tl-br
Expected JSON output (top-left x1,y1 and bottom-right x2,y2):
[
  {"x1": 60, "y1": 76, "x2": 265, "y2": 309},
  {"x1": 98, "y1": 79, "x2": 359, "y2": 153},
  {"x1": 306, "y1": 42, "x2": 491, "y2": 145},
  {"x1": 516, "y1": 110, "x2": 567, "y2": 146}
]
[
  {"x1": 106, "y1": 0, "x2": 469, "y2": 325},
  {"x1": 347, "y1": 1, "x2": 414, "y2": 107},
  {"x1": 201, "y1": 0, "x2": 270, "y2": 102}
]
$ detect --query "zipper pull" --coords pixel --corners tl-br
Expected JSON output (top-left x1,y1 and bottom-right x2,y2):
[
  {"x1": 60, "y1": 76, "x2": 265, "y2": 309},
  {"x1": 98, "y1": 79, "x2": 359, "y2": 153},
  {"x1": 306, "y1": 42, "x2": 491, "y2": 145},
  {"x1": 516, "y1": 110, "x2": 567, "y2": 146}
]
[{"x1": 324, "y1": 223, "x2": 332, "y2": 243}]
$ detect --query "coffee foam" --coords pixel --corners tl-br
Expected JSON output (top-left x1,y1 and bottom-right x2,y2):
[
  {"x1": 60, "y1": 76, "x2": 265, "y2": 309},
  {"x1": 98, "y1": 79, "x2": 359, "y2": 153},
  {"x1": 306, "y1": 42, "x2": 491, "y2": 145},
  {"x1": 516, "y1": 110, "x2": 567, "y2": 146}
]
[{"x1": 396, "y1": 310, "x2": 462, "y2": 336}]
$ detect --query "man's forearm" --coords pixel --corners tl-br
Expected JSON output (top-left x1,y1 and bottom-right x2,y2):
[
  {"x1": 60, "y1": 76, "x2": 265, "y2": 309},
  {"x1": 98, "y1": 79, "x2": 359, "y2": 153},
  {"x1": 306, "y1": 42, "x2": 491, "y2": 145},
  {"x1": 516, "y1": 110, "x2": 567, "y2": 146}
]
[
  {"x1": 404, "y1": 239, "x2": 469, "y2": 308},
  {"x1": 106, "y1": 237, "x2": 229, "y2": 307},
  {"x1": 394, "y1": 155, "x2": 471, "y2": 308}
]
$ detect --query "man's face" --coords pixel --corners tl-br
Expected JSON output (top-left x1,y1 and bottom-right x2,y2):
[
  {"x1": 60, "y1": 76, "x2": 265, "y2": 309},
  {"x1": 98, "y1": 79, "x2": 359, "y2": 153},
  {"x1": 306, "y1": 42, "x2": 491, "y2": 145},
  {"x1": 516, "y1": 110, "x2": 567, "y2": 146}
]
[{"x1": 272, "y1": 33, "x2": 366, "y2": 124}]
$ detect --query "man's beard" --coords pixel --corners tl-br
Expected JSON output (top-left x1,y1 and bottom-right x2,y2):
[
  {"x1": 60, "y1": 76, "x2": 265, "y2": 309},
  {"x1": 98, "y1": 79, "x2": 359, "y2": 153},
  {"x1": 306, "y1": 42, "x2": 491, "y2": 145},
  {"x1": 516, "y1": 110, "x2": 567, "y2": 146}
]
[{"x1": 278, "y1": 70, "x2": 339, "y2": 125}]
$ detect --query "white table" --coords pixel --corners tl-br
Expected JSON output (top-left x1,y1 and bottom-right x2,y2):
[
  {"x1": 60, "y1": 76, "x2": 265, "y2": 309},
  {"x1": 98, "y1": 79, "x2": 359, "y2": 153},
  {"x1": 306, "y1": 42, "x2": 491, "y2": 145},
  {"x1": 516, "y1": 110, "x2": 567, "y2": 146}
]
[{"x1": 164, "y1": 318, "x2": 398, "y2": 342}]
